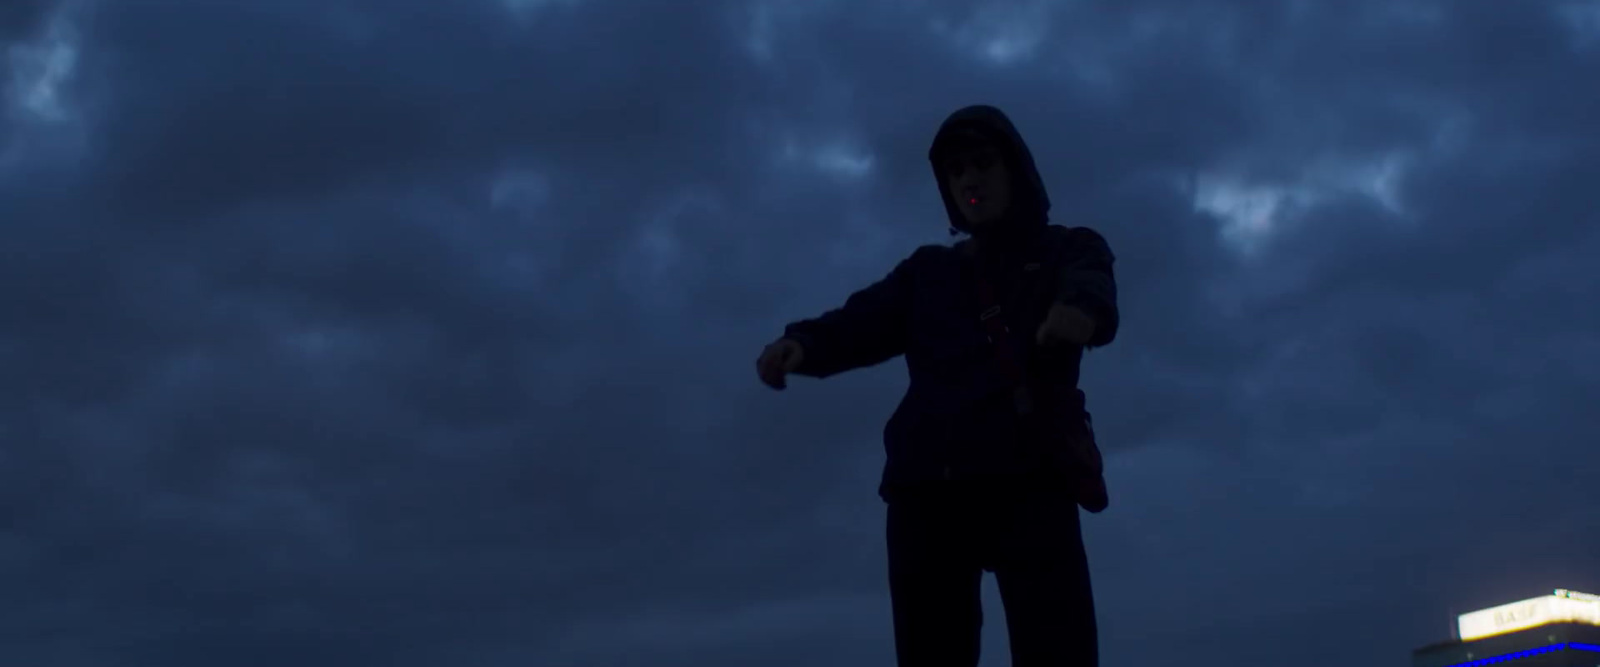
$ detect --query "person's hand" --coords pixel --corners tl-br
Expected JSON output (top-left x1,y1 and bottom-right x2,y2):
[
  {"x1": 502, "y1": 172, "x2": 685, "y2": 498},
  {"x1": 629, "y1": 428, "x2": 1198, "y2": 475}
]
[
  {"x1": 1035, "y1": 303, "x2": 1096, "y2": 347},
  {"x1": 756, "y1": 337, "x2": 805, "y2": 390}
]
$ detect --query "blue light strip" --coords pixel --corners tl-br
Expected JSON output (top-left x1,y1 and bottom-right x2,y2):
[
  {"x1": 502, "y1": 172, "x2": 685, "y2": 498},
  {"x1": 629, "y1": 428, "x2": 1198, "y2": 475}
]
[{"x1": 1438, "y1": 642, "x2": 1600, "y2": 667}]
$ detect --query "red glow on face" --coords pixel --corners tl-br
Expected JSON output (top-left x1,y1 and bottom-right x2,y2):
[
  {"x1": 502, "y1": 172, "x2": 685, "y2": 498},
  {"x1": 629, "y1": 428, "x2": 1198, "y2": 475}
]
[{"x1": 969, "y1": 197, "x2": 978, "y2": 204}]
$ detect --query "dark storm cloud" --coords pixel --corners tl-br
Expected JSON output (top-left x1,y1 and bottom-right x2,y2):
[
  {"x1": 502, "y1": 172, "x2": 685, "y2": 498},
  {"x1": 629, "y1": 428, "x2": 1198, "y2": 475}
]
[
  {"x1": 2, "y1": 0, "x2": 1597, "y2": 665},
  {"x1": 0, "y1": 0, "x2": 57, "y2": 43}
]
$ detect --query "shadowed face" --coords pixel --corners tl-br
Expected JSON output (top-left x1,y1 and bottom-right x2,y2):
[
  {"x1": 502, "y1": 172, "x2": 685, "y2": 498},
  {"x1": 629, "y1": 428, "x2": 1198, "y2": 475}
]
[{"x1": 940, "y1": 133, "x2": 1012, "y2": 230}]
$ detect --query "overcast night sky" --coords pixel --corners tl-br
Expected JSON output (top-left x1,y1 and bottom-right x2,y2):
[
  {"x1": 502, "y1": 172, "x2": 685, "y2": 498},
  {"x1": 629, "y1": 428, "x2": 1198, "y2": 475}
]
[{"x1": 2, "y1": 1, "x2": 1598, "y2": 665}]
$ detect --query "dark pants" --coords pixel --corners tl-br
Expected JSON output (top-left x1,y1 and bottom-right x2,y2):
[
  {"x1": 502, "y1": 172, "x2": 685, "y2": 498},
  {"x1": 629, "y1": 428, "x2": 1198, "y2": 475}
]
[{"x1": 886, "y1": 479, "x2": 1097, "y2": 667}]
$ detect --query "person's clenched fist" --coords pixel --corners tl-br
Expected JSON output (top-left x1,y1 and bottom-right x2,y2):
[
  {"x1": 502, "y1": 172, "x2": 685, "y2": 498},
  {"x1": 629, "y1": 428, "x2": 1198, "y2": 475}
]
[
  {"x1": 756, "y1": 337, "x2": 805, "y2": 390},
  {"x1": 1035, "y1": 303, "x2": 1096, "y2": 347}
]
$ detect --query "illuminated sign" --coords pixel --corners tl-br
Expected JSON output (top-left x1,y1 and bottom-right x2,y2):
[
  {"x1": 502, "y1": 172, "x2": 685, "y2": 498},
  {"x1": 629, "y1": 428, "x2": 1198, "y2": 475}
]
[{"x1": 1457, "y1": 590, "x2": 1600, "y2": 641}]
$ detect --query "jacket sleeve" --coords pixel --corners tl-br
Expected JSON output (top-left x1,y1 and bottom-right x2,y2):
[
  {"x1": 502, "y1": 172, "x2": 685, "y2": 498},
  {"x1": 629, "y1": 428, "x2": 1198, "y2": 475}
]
[
  {"x1": 781, "y1": 249, "x2": 921, "y2": 379},
  {"x1": 1054, "y1": 227, "x2": 1119, "y2": 348}
]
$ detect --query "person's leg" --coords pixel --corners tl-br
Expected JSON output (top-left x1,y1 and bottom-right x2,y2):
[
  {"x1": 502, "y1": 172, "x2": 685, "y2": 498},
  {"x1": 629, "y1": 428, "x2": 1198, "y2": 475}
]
[
  {"x1": 989, "y1": 487, "x2": 1098, "y2": 667},
  {"x1": 886, "y1": 490, "x2": 986, "y2": 667}
]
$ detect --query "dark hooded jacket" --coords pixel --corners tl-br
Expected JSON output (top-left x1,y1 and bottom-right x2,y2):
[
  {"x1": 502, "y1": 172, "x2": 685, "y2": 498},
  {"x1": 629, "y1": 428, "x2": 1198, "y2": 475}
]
[{"x1": 782, "y1": 105, "x2": 1119, "y2": 501}]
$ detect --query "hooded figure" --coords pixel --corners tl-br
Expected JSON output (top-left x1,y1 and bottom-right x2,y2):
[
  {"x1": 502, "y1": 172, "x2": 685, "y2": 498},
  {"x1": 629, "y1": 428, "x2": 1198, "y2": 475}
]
[{"x1": 756, "y1": 105, "x2": 1118, "y2": 666}]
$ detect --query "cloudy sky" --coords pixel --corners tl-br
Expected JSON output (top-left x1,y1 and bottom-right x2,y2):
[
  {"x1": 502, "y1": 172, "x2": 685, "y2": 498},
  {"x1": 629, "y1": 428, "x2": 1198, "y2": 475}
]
[{"x1": 3, "y1": 0, "x2": 1598, "y2": 665}]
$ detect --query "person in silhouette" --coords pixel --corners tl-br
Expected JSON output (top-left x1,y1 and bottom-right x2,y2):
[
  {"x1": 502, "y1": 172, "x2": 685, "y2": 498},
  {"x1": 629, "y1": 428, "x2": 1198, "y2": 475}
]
[{"x1": 756, "y1": 105, "x2": 1118, "y2": 666}]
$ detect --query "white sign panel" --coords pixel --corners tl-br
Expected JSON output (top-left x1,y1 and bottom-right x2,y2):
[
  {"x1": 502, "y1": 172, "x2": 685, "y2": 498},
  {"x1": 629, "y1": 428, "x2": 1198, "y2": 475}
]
[{"x1": 1457, "y1": 591, "x2": 1600, "y2": 641}]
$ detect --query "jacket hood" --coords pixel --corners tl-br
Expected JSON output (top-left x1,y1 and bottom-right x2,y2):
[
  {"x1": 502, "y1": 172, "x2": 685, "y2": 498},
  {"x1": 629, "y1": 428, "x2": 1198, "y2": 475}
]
[{"x1": 928, "y1": 105, "x2": 1051, "y2": 239}]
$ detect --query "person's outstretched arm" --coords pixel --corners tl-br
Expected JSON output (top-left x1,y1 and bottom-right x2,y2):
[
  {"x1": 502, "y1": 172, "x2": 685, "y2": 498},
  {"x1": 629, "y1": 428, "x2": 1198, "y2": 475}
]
[
  {"x1": 781, "y1": 249, "x2": 921, "y2": 379},
  {"x1": 1049, "y1": 226, "x2": 1119, "y2": 349}
]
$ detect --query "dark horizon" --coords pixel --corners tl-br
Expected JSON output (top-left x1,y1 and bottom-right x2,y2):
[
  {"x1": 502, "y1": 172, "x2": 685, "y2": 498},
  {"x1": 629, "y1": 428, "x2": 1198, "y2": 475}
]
[{"x1": 3, "y1": 1, "x2": 1597, "y2": 665}]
